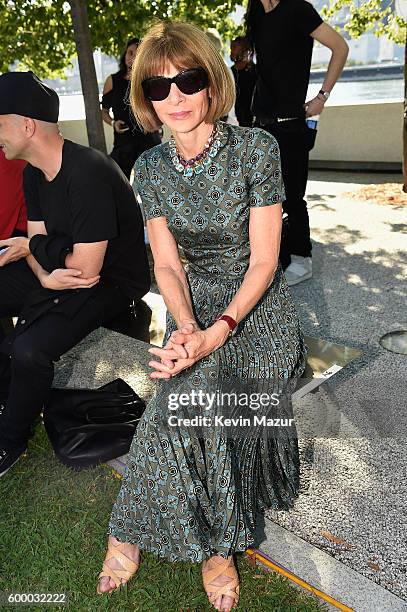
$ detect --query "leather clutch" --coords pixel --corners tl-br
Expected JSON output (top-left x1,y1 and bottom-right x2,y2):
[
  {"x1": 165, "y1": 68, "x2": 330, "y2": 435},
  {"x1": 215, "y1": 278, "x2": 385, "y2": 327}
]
[{"x1": 43, "y1": 378, "x2": 145, "y2": 469}]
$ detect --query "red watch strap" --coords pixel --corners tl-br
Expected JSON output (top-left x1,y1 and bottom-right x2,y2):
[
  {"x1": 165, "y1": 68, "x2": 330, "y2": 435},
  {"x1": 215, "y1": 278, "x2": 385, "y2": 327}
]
[{"x1": 216, "y1": 315, "x2": 237, "y2": 332}]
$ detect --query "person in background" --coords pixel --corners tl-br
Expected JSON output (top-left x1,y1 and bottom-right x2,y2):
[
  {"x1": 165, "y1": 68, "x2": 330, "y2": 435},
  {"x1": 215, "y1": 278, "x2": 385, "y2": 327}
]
[
  {"x1": 0, "y1": 71, "x2": 150, "y2": 478},
  {"x1": 0, "y1": 149, "x2": 27, "y2": 243},
  {"x1": 101, "y1": 37, "x2": 161, "y2": 179},
  {"x1": 230, "y1": 36, "x2": 256, "y2": 128},
  {"x1": 246, "y1": 0, "x2": 348, "y2": 285}
]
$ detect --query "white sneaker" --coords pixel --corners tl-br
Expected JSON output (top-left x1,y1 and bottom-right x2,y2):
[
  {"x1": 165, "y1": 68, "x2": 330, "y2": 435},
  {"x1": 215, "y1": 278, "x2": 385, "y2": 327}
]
[{"x1": 284, "y1": 255, "x2": 312, "y2": 286}]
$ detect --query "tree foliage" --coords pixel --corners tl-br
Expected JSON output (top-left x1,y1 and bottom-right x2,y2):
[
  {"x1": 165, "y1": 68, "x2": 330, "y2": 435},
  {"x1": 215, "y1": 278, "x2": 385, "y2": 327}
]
[
  {"x1": 0, "y1": 0, "x2": 75, "y2": 76},
  {"x1": 0, "y1": 0, "x2": 240, "y2": 79},
  {"x1": 322, "y1": 0, "x2": 406, "y2": 45}
]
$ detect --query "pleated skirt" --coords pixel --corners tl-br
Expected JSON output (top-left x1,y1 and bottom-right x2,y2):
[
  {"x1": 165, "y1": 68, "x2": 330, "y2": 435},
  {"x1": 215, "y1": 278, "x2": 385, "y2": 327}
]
[{"x1": 108, "y1": 265, "x2": 307, "y2": 563}]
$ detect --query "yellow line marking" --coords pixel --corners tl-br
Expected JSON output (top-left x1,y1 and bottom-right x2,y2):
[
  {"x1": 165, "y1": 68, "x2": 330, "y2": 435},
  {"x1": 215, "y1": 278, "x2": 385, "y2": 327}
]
[{"x1": 246, "y1": 548, "x2": 354, "y2": 611}]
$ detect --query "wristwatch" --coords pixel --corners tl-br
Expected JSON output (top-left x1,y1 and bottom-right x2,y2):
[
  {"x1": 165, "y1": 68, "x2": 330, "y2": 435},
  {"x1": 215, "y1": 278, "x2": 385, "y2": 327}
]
[
  {"x1": 318, "y1": 89, "x2": 330, "y2": 101},
  {"x1": 215, "y1": 315, "x2": 238, "y2": 337}
]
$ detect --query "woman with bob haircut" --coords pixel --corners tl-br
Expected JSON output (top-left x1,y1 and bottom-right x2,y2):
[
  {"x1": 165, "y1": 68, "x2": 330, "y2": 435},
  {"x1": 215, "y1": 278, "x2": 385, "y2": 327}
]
[{"x1": 98, "y1": 21, "x2": 306, "y2": 611}]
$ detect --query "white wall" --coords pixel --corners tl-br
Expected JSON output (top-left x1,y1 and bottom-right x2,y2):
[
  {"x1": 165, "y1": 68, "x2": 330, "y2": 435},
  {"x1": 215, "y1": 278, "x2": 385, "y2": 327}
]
[
  {"x1": 60, "y1": 120, "x2": 114, "y2": 151},
  {"x1": 310, "y1": 100, "x2": 402, "y2": 164}
]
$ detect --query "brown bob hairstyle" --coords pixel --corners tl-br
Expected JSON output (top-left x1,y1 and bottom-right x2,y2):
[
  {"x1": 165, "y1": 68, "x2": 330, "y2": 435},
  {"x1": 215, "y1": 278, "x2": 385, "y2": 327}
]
[{"x1": 130, "y1": 21, "x2": 235, "y2": 133}]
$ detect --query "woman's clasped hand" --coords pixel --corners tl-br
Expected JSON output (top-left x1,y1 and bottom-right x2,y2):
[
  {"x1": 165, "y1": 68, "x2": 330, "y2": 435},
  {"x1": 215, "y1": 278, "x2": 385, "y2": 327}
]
[{"x1": 148, "y1": 320, "x2": 230, "y2": 378}]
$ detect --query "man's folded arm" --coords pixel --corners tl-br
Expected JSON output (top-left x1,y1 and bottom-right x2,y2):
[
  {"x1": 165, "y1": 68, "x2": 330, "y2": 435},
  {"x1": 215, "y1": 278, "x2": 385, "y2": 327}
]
[
  {"x1": 26, "y1": 220, "x2": 51, "y2": 281},
  {"x1": 27, "y1": 222, "x2": 107, "y2": 279},
  {"x1": 28, "y1": 220, "x2": 47, "y2": 239},
  {"x1": 64, "y1": 241, "x2": 108, "y2": 279},
  {"x1": 28, "y1": 221, "x2": 75, "y2": 273}
]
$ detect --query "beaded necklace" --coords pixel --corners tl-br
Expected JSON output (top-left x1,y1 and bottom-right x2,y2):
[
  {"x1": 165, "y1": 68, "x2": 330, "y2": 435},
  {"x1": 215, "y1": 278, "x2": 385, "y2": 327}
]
[{"x1": 169, "y1": 122, "x2": 223, "y2": 178}]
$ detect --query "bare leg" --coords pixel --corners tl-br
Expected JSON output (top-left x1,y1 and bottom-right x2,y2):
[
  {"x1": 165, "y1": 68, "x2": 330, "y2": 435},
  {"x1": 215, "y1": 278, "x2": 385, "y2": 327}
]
[
  {"x1": 97, "y1": 535, "x2": 140, "y2": 593},
  {"x1": 202, "y1": 555, "x2": 240, "y2": 611}
]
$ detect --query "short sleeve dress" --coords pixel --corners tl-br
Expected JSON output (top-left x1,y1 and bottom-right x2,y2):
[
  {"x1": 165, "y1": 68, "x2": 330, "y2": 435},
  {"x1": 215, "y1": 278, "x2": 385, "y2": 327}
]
[{"x1": 108, "y1": 122, "x2": 307, "y2": 563}]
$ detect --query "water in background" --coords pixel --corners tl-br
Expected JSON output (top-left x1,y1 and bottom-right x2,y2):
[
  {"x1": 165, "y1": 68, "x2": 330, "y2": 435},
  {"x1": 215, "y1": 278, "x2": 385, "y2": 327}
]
[{"x1": 58, "y1": 78, "x2": 403, "y2": 121}]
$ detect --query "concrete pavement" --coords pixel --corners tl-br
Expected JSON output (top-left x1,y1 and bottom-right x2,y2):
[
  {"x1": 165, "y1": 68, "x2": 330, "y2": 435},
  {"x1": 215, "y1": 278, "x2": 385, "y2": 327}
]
[{"x1": 265, "y1": 170, "x2": 407, "y2": 605}]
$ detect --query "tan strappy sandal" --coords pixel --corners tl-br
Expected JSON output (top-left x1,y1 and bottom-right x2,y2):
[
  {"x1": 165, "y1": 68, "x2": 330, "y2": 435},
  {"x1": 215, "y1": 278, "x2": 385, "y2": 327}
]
[
  {"x1": 202, "y1": 555, "x2": 240, "y2": 610},
  {"x1": 97, "y1": 539, "x2": 139, "y2": 593}
]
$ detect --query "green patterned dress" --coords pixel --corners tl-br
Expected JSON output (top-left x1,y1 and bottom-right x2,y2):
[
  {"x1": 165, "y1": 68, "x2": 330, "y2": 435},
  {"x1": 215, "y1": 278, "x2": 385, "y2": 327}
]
[{"x1": 108, "y1": 122, "x2": 307, "y2": 563}]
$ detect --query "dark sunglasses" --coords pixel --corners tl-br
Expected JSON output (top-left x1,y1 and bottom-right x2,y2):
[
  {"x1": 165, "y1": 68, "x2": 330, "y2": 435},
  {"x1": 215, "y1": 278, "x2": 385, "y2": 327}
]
[{"x1": 141, "y1": 67, "x2": 209, "y2": 102}]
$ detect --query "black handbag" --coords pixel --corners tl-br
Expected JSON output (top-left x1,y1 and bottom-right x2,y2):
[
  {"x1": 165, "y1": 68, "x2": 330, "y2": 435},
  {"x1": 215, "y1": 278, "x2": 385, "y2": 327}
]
[{"x1": 43, "y1": 378, "x2": 145, "y2": 469}]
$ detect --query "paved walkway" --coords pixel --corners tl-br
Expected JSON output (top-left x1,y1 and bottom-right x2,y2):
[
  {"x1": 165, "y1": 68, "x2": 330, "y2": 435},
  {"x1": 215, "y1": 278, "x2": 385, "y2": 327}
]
[{"x1": 265, "y1": 170, "x2": 407, "y2": 603}]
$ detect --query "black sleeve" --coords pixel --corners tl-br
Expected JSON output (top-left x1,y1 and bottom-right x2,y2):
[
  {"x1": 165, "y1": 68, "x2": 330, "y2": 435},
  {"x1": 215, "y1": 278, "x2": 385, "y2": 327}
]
[
  {"x1": 101, "y1": 88, "x2": 114, "y2": 110},
  {"x1": 29, "y1": 234, "x2": 73, "y2": 272},
  {"x1": 295, "y1": 0, "x2": 323, "y2": 36},
  {"x1": 23, "y1": 166, "x2": 43, "y2": 221},
  {"x1": 69, "y1": 158, "x2": 119, "y2": 244}
]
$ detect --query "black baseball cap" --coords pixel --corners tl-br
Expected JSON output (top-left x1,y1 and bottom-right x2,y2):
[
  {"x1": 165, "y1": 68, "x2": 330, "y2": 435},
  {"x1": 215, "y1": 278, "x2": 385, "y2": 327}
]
[{"x1": 0, "y1": 71, "x2": 59, "y2": 123}]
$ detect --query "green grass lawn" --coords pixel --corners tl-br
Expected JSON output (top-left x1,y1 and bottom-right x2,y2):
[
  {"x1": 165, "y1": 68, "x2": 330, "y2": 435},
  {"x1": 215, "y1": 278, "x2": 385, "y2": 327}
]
[{"x1": 0, "y1": 426, "x2": 326, "y2": 612}]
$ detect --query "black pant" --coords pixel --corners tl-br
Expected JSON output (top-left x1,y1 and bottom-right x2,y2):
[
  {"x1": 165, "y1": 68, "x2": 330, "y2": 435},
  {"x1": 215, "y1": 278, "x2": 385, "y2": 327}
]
[
  {"x1": 261, "y1": 120, "x2": 316, "y2": 259},
  {"x1": 0, "y1": 260, "x2": 129, "y2": 450}
]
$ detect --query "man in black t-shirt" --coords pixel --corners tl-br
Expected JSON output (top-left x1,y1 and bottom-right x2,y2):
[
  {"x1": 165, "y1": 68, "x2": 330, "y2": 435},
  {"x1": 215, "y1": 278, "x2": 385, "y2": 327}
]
[
  {"x1": 246, "y1": 0, "x2": 348, "y2": 285},
  {"x1": 0, "y1": 72, "x2": 150, "y2": 477}
]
